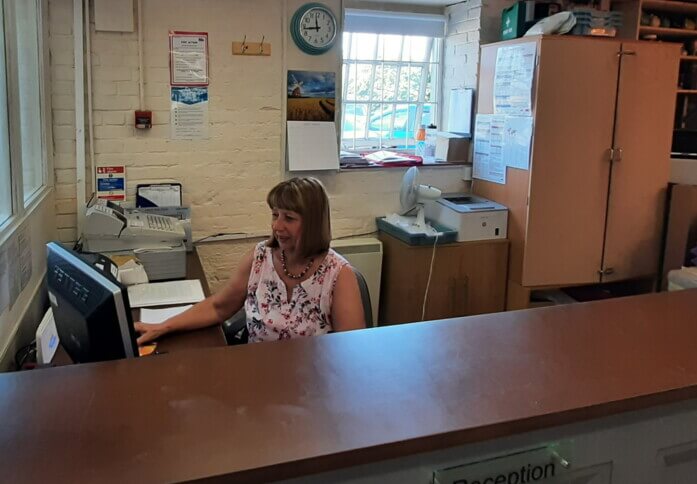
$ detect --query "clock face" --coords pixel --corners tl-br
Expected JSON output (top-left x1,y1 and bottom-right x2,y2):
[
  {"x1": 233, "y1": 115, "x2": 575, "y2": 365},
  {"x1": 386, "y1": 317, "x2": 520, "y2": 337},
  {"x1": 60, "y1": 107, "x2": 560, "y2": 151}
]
[{"x1": 299, "y1": 7, "x2": 336, "y2": 49}]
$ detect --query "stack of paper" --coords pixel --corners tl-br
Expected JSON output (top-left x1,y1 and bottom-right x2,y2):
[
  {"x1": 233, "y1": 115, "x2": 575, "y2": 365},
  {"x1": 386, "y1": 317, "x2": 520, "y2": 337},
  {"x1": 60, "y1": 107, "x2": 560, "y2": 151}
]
[
  {"x1": 139, "y1": 305, "x2": 192, "y2": 325},
  {"x1": 364, "y1": 151, "x2": 412, "y2": 163},
  {"x1": 127, "y1": 280, "x2": 205, "y2": 308}
]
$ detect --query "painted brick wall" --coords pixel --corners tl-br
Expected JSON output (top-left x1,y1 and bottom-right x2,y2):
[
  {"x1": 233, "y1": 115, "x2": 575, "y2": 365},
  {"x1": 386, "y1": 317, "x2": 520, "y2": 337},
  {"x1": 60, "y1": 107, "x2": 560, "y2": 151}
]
[
  {"x1": 442, "y1": 0, "x2": 513, "y2": 131},
  {"x1": 48, "y1": 0, "x2": 467, "y2": 286}
]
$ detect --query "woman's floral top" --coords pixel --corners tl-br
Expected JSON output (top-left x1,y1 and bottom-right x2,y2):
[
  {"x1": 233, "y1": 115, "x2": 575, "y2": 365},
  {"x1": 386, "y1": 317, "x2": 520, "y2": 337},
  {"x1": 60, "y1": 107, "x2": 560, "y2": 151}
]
[{"x1": 245, "y1": 241, "x2": 349, "y2": 343}]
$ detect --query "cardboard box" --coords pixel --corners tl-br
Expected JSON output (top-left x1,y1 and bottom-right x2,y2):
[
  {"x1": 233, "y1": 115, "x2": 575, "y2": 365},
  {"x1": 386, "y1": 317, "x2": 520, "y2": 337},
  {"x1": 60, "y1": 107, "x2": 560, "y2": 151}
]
[{"x1": 435, "y1": 132, "x2": 469, "y2": 162}]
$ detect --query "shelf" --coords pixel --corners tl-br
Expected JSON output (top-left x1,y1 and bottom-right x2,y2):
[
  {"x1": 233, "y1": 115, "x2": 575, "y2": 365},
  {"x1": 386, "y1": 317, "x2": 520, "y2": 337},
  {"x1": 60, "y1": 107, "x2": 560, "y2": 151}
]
[
  {"x1": 639, "y1": 26, "x2": 697, "y2": 38},
  {"x1": 642, "y1": 0, "x2": 697, "y2": 15},
  {"x1": 682, "y1": 55, "x2": 697, "y2": 61},
  {"x1": 677, "y1": 89, "x2": 697, "y2": 94}
]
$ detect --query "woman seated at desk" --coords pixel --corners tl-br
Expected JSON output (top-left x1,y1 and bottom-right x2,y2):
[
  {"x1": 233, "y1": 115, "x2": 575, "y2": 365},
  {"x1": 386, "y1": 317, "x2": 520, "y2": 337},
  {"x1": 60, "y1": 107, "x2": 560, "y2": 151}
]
[{"x1": 135, "y1": 177, "x2": 365, "y2": 345}]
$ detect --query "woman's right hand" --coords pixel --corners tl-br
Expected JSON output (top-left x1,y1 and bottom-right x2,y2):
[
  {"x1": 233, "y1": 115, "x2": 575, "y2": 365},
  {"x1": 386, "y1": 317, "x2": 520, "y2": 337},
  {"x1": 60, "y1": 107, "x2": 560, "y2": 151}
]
[{"x1": 134, "y1": 322, "x2": 170, "y2": 346}]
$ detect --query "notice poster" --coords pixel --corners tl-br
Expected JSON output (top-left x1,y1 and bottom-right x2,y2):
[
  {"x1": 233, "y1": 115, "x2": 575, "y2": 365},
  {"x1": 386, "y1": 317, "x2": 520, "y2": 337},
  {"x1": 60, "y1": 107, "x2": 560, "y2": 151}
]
[
  {"x1": 473, "y1": 114, "x2": 506, "y2": 185},
  {"x1": 493, "y1": 43, "x2": 536, "y2": 116},
  {"x1": 170, "y1": 86, "x2": 209, "y2": 140},
  {"x1": 96, "y1": 165, "x2": 126, "y2": 201},
  {"x1": 503, "y1": 115, "x2": 533, "y2": 170},
  {"x1": 169, "y1": 31, "x2": 209, "y2": 86}
]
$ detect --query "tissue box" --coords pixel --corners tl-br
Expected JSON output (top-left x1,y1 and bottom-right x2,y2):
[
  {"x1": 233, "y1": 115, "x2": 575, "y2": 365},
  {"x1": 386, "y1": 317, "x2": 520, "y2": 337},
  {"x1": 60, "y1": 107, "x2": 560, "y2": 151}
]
[{"x1": 435, "y1": 133, "x2": 469, "y2": 162}]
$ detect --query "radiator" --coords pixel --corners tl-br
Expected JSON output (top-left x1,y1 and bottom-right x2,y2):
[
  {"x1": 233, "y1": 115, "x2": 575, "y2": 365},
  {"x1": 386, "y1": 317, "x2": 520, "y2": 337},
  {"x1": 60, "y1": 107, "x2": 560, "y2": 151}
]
[{"x1": 330, "y1": 237, "x2": 383, "y2": 326}]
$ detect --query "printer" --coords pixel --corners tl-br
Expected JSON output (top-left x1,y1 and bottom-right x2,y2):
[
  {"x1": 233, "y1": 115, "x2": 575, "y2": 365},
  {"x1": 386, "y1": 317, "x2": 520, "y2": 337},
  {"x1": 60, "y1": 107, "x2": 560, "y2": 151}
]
[
  {"x1": 82, "y1": 200, "x2": 188, "y2": 280},
  {"x1": 425, "y1": 193, "x2": 508, "y2": 242}
]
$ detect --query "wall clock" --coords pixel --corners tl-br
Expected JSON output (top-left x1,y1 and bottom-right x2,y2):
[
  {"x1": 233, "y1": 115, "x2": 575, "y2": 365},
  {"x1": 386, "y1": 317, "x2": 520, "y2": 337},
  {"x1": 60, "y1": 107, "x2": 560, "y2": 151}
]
[{"x1": 290, "y1": 3, "x2": 338, "y2": 55}]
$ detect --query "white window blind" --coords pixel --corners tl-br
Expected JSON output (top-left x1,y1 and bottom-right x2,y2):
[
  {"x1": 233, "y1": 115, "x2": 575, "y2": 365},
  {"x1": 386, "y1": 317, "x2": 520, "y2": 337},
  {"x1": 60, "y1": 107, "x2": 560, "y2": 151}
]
[{"x1": 344, "y1": 9, "x2": 446, "y2": 38}]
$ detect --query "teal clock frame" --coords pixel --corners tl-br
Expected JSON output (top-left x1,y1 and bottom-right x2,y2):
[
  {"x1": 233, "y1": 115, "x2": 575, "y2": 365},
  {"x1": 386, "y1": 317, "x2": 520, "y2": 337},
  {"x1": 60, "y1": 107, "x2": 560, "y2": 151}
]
[{"x1": 290, "y1": 3, "x2": 338, "y2": 55}]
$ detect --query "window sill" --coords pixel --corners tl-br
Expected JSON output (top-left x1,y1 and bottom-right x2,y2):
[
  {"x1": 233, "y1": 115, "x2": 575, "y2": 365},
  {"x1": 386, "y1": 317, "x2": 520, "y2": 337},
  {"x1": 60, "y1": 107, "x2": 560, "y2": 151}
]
[{"x1": 340, "y1": 161, "x2": 469, "y2": 172}]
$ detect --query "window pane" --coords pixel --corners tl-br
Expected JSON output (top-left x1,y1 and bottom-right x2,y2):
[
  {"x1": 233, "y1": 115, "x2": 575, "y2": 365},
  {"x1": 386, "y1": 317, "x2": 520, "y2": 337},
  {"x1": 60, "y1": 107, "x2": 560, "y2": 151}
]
[
  {"x1": 376, "y1": 34, "x2": 402, "y2": 62},
  {"x1": 354, "y1": 64, "x2": 373, "y2": 101},
  {"x1": 14, "y1": 0, "x2": 43, "y2": 201},
  {"x1": 350, "y1": 33, "x2": 376, "y2": 61},
  {"x1": 340, "y1": 30, "x2": 440, "y2": 150},
  {"x1": 402, "y1": 36, "x2": 429, "y2": 62},
  {"x1": 0, "y1": 4, "x2": 12, "y2": 225}
]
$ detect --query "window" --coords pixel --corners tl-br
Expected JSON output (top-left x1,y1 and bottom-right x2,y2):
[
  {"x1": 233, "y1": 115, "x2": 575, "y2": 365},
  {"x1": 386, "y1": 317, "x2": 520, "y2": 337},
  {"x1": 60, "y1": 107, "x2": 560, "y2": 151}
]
[
  {"x1": 0, "y1": 0, "x2": 47, "y2": 231},
  {"x1": 13, "y1": 0, "x2": 44, "y2": 201},
  {"x1": 341, "y1": 10, "x2": 445, "y2": 151}
]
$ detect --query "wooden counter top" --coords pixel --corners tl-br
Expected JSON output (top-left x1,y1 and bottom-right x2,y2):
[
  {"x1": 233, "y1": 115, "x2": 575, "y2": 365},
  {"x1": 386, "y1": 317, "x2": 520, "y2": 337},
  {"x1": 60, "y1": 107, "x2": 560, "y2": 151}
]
[{"x1": 2, "y1": 290, "x2": 697, "y2": 483}]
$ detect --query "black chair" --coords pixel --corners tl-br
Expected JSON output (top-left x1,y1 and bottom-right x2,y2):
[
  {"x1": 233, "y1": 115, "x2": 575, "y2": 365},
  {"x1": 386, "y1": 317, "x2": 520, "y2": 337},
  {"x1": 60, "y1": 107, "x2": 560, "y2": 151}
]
[{"x1": 222, "y1": 267, "x2": 373, "y2": 345}]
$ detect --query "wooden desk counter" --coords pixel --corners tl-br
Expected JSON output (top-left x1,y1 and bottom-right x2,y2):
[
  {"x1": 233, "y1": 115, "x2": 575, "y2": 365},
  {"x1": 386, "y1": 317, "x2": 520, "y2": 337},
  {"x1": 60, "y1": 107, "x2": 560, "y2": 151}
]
[{"x1": 2, "y1": 290, "x2": 697, "y2": 483}]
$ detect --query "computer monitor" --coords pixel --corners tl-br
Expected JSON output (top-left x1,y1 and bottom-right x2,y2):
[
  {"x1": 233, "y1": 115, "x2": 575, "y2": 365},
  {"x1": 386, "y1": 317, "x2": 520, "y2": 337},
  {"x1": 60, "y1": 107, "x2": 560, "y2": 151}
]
[{"x1": 46, "y1": 242, "x2": 138, "y2": 363}]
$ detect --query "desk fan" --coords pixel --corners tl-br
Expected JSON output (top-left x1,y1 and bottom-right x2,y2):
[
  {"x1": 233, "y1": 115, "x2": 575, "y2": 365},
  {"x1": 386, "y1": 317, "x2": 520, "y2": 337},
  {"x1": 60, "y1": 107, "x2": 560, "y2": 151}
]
[{"x1": 386, "y1": 167, "x2": 441, "y2": 234}]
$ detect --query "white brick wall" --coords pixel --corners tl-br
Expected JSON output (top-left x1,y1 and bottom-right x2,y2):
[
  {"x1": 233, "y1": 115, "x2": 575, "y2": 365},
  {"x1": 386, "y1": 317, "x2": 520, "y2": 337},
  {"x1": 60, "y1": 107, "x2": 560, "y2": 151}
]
[
  {"x1": 48, "y1": 0, "x2": 467, "y2": 283},
  {"x1": 442, "y1": 0, "x2": 514, "y2": 131}
]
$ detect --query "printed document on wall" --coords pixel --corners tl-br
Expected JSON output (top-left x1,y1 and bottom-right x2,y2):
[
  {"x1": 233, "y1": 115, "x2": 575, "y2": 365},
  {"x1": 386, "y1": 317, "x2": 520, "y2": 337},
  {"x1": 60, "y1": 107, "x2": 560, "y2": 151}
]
[
  {"x1": 171, "y1": 87, "x2": 209, "y2": 140},
  {"x1": 473, "y1": 114, "x2": 506, "y2": 185},
  {"x1": 494, "y1": 43, "x2": 536, "y2": 116},
  {"x1": 169, "y1": 32, "x2": 209, "y2": 86},
  {"x1": 503, "y1": 116, "x2": 533, "y2": 170}
]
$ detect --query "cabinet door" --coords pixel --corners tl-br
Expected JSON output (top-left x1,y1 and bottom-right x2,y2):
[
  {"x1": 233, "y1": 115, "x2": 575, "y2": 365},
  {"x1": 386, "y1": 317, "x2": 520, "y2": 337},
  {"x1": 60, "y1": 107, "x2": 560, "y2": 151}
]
[
  {"x1": 522, "y1": 38, "x2": 619, "y2": 287},
  {"x1": 602, "y1": 42, "x2": 680, "y2": 283}
]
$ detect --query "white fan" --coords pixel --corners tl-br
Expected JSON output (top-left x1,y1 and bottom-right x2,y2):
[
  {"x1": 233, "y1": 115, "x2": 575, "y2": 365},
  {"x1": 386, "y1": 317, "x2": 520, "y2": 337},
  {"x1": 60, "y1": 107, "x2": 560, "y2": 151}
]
[{"x1": 386, "y1": 167, "x2": 441, "y2": 234}]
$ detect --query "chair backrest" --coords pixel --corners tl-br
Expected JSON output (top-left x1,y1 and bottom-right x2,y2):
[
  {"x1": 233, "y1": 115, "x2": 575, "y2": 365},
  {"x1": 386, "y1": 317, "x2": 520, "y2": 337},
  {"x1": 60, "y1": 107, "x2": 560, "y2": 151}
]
[
  {"x1": 353, "y1": 267, "x2": 373, "y2": 326},
  {"x1": 223, "y1": 266, "x2": 374, "y2": 345}
]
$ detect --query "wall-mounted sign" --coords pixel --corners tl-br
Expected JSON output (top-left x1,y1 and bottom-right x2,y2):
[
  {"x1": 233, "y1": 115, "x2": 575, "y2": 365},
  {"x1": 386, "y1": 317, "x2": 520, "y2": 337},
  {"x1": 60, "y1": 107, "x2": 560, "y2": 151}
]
[
  {"x1": 433, "y1": 447, "x2": 575, "y2": 484},
  {"x1": 96, "y1": 165, "x2": 126, "y2": 201},
  {"x1": 169, "y1": 31, "x2": 209, "y2": 86}
]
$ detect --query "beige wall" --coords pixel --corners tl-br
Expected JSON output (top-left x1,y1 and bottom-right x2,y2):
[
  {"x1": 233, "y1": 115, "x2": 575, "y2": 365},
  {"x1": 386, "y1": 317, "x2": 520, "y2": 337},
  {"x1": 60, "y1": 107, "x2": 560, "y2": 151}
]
[
  {"x1": 48, "y1": 0, "x2": 467, "y2": 286},
  {"x1": 0, "y1": 192, "x2": 57, "y2": 368}
]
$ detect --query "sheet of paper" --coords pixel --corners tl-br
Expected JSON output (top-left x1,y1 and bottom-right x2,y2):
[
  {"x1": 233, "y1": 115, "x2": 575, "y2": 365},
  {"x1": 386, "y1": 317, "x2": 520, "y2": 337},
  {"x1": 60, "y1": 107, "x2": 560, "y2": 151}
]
[
  {"x1": 137, "y1": 184, "x2": 182, "y2": 207},
  {"x1": 473, "y1": 114, "x2": 491, "y2": 182},
  {"x1": 287, "y1": 121, "x2": 340, "y2": 171},
  {"x1": 140, "y1": 305, "x2": 192, "y2": 324},
  {"x1": 170, "y1": 32, "x2": 208, "y2": 86},
  {"x1": 503, "y1": 115, "x2": 533, "y2": 170},
  {"x1": 473, "y1": 114, "x2": 506, "y2": 185},
  {"x1": 127, "y1": 280, "x2": 205, "y2": 308},
  {"x1": 447, "y1": 88, "x2": 474, "y2": 136},
  {"x1": 494, "y1": 43, "x2": 536, "y2": 116},
  {"x1": 171, "y1": 87, "x2": 209, "y2": 140}
]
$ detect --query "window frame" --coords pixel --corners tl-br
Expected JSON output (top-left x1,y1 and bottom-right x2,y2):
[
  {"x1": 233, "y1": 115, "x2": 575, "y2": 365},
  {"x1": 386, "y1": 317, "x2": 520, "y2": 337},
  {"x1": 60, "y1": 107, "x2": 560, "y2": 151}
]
[
  {"x1": 0, "y1": 0, "x2": 52, "y2": 242},
  {"x1": 340, "y1": 30, "x2": 444, "y2": 152}
]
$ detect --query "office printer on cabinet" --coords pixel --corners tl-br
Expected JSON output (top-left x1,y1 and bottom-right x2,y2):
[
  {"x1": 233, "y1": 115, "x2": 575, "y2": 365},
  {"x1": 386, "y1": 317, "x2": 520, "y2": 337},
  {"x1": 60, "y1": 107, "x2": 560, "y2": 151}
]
[{"x1": 82, "y1": 200, "x2": 188, "y2": 280}]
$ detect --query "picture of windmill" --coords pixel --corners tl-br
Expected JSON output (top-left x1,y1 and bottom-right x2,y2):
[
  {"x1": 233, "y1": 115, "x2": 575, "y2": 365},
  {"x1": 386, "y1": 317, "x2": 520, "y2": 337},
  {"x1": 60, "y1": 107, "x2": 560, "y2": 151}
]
[{"x1": 287, "y1": 70, "x2": 335, "y2": 122}]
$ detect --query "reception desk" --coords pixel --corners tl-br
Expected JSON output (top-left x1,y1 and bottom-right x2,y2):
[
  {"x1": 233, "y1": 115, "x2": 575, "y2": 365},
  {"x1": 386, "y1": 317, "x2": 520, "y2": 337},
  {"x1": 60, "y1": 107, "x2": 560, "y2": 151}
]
[{"x1": 1, "y1": 290, "x2": 697, "y2": 483}]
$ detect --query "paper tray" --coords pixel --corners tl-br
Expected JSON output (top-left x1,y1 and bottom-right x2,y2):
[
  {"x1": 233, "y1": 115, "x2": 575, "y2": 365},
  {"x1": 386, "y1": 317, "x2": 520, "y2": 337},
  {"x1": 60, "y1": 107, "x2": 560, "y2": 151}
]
[{"x1": 376, "y1": 217, "x2": 458, "y2": 246}]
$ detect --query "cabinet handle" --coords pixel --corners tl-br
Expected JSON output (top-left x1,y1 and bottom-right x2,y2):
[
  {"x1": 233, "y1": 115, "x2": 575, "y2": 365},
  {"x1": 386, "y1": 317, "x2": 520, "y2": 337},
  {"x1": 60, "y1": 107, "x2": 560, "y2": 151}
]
[
  {"x1": 609, "y1": 147, "x2": 623, "y2": 163},
  {"x1": 598, "y1": 268, "x2": 615, "y2": 276},
  {"x1": 618, "y1": 50, "x2": 636, "y2": 57}
]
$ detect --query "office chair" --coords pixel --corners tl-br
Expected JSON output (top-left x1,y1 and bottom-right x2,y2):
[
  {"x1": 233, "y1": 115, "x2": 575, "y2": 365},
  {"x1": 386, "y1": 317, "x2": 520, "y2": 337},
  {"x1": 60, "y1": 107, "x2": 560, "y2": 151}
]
[{"x1": 222, "y1": 267, "x2": 373, "y2": 345}]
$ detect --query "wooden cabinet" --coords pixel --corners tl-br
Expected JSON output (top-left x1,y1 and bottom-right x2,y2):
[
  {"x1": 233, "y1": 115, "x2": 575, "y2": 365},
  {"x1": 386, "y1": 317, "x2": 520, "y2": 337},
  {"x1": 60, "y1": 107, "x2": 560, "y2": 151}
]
[
  {"x1": 378, "y1": 232, "x2": 508, "y2": 325},
  {"x1": 473, "y1": 36, "x2": 680, "y2": 293}
]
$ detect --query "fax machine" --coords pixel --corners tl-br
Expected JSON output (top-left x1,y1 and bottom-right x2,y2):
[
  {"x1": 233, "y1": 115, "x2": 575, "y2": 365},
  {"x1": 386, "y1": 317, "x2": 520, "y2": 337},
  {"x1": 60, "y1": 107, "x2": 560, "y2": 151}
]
[
  {"x1": 82, "y1": 200, "x2": 188, "y2": 280},
  {"x1": 425, "y1": 193, "x2": 508, "y2": 242}
]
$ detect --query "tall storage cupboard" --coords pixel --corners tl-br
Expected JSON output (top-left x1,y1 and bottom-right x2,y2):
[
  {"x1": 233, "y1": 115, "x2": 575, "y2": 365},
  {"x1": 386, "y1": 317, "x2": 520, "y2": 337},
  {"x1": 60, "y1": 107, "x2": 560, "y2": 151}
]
[{"x1": 472, "y1": 36, "x2": 680, "y2": 308}]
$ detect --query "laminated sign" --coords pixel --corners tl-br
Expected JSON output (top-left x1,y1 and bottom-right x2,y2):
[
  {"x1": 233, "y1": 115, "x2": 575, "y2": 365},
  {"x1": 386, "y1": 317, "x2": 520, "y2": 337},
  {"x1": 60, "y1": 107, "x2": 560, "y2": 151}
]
[{"x1": 96, "y1": 166, "x2": 126, "y2": 201}]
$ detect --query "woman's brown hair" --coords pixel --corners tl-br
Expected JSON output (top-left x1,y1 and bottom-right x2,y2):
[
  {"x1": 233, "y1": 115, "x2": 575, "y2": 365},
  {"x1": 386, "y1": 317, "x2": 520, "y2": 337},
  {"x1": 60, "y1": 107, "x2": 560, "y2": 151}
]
[{"x1": 266, "y1": 177, "x2": 332, "y2": 258}]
